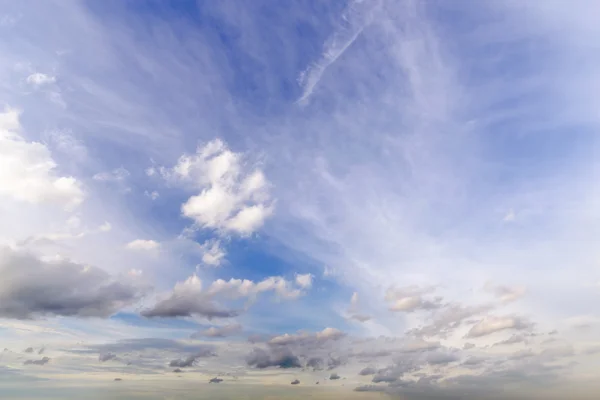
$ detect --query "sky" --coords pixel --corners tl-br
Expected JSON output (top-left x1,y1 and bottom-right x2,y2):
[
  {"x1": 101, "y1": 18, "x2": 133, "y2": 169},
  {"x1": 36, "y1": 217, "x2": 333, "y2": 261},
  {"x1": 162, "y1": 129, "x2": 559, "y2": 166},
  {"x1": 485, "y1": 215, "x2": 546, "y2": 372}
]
[{"x1": 1, "y1": 0, "x2": 600, "y2": 399}]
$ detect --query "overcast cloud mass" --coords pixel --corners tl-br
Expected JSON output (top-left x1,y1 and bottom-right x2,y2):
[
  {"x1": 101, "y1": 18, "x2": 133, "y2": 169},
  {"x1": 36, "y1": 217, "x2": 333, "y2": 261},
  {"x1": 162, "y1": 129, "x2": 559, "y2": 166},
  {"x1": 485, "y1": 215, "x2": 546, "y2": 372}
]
[{"x1": 1, "y1": 0, "x2": 600, "y2": 399}]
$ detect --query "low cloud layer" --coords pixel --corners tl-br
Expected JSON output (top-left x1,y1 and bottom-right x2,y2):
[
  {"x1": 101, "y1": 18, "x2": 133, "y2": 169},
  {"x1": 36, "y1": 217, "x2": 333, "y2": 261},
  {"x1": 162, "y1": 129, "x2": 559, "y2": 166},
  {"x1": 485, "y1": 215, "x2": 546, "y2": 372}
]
[{"x1": 0, "y1": 247, "x2": 143, "y2": 319}]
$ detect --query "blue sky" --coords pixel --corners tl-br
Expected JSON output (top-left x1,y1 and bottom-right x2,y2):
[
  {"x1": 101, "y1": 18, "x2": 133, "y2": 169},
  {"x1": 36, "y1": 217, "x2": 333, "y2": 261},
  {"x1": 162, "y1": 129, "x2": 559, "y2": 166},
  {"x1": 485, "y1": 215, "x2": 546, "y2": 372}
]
[{"x1": 1, "y1": 0, "x2": 600, "y2": 399}]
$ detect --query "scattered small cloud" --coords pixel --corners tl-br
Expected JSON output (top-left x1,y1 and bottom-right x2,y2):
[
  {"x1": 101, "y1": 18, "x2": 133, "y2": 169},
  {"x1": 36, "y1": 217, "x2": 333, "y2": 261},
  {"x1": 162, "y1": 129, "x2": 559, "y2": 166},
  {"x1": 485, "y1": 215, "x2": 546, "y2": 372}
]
[
  {"x1": 466, "y1": 316, "x2": 533, "y2": 338},
  {"x1": 26, "y1": 72, "x2": 56, "y2": 87},
  {"x1": 23, "y1": 357, "x2": 50, "y2": 366}
]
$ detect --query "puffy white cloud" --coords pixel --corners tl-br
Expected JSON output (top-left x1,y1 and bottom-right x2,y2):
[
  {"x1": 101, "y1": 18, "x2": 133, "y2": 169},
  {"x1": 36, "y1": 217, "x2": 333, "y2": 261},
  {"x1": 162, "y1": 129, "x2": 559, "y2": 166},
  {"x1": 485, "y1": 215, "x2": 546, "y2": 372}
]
[
  {"x1": 125, "y1": 239, "x2": 160, "y2": 251},
  {"x1": 142, "y1": 273, "x2": 311, "y2": 318},
  {"x1": 466, "y1": 316, "x2": 533, "y2": 338},
  {"x1": 0, "y1": 108, "x2": 84, "y2": 209},
  {"x1": 385, "y1": 286, "x2": 442, "y2": 313},
  {"x1": 162, "y1": 139, "x2": 273, "y2": 236},
  {"x1": 295, "y1": 273, "x2": 313, "y2": 289},
  {"x1": 198, "y1": 240, "x2": 225, "y2": 267}
]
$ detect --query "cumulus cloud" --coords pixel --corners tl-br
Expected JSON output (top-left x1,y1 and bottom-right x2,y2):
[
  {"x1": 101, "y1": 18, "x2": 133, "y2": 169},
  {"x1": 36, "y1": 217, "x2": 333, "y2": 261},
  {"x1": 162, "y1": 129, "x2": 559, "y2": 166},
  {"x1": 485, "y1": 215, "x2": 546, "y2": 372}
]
[
  {"x1": 192, "y1": 323, "x2": 242, "y2": 338},
  {"x1": 23, "y1": 357, "x2": 50, "y2": 366},
  {"x1": 0, "y1": 107, "x2": 84, "y2": 209},
  {"x1": 125, "y1": 239, "x2": 160, "y2": 251},
  {"x1": 168, "y1": 347, "x2": 216, "y2": 368},
  {"x1": 359, "y1": 366, "x2": 377, "y2": 376},
  {"x1": 198, "y1": 239, "x2": 225, "y2": 267},
  {"x1": 0, "y1": 247, "x2": 143, "y2": 319},
  {"x1": 329, "y1": 372, "x2": 341, "y2": 380},
  {"x1": 291, "y1": 379, "x2": 300, "y2": 385},
  {"x1": 24, "y1": 347, "x2": 33, "y2": 353},
  {"x1": 347, "y1": 292, "x2": 371, "y2": 322},
  {"x1": 142, "y1": 274, "x2": 310, "y2": 319},
  {"x1": 268, "y1": 327, "x2": 345, "y2": 346},
  {"x1": 410, "y1": 304, "x2": 494, "y2": 338},
  {"x1": 385, "y1": 286, "x2": 442, "y2": 313},
  {"x1": 246, "y1": 347, "x2": 302, "y2": 369},
  {"x1": 209, "y1": 377, "x2": 223, "y2": 383},
  {"x1": 295, "y1": 273, "x2": 313, "y2": 289},
  {"x1": 161, "y1": 139, "x2": 273, "y2": 236},
  {"x1": 466, "y1": 316, "x2": 533, "y2": 338}
]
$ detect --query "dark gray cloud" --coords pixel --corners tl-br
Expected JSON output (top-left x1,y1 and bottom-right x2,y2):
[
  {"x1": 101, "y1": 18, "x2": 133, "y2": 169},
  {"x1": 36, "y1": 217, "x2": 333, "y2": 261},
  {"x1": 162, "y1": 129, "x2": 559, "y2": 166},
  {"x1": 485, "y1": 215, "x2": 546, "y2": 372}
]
[
  {"x1": 209, "y1": 377, "x2": 223, "y2": 383},
  {"x1": 191, "y1": 323, "x2": 242, "y2": 338},
  {"x1": 306, "y1": 356, "x2": 324, "y2": 370},
  {"x1": 0, "y1": 247, "x2": 143, "y2": 319},
  {"x1": 38, "y1": 347, "x2": 45, "y2": 355},
  {"x1": 425, "y1": 351, "x2": 459, "y2": 365},
  {"x1": 291, "y1": 379, "x2": 300, "y2": 385},
  {"x1": 24, "y1": 347, "x2": 33, "y2": 353},
  {"x1": 354, "y1": 385, "x2": 384, "y2": 392},
  {"x1": 173, "y1": 368, "x2": 183, "y2": 373},
  {"x1": 246, "y1": 347, "x2": 302, "y2": 369},
  {"x1": 141, "y1": 298, "x2": 239, "y2": 319},
  {"x1": 359, "y1": 366, "x2": 377, "y2": 375},
  {"x1": 23, "y1": 357, "x2": 50, "y2": 365},
  {"x1": 329, "y1": 372, "x2": 341, "y2": 380},
  {"x1": 168, "y1": 348, "x2": 216, "y2": 367},
  {"x1": 99, "y1": 353, "x2": 117, "y2": 362}
]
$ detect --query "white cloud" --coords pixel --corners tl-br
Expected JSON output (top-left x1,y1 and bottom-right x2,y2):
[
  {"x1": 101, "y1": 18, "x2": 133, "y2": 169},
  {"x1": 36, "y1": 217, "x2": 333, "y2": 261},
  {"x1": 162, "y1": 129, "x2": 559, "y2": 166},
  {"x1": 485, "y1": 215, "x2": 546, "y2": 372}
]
[
  {"x1": 142, "y1": 273, "x2": 311, "y2": 319},
  {"x1": 125, "y1": 239, "x2": 160, "y2": 251},
  {"x1": 93, "y1": 167, "x2": 130, "y2": 183},
  {"x1": 295, "y1": 273, "x2": 313, "y2": 289},
  {"x1": 385, "y1": 286, "x2": 442, "y2": 313},
  {"x1": 0, "y1": 107, "x2": 84, "y2": 209},
  {"x1": 466, "y1": 316, "x2": 533, "y2": 338},
  {"x1": 198, "y1": 239, "x2": 226, "y2": 267},
  {"x1": 268, "y1": 327, "x2": 345, "y2": 346},
  {"x1": 26, "y1": 72, "x2": 56, "y2": 87},
  {"x1": 162, "y1": 139, "x2": 273, "y2": 236}
]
